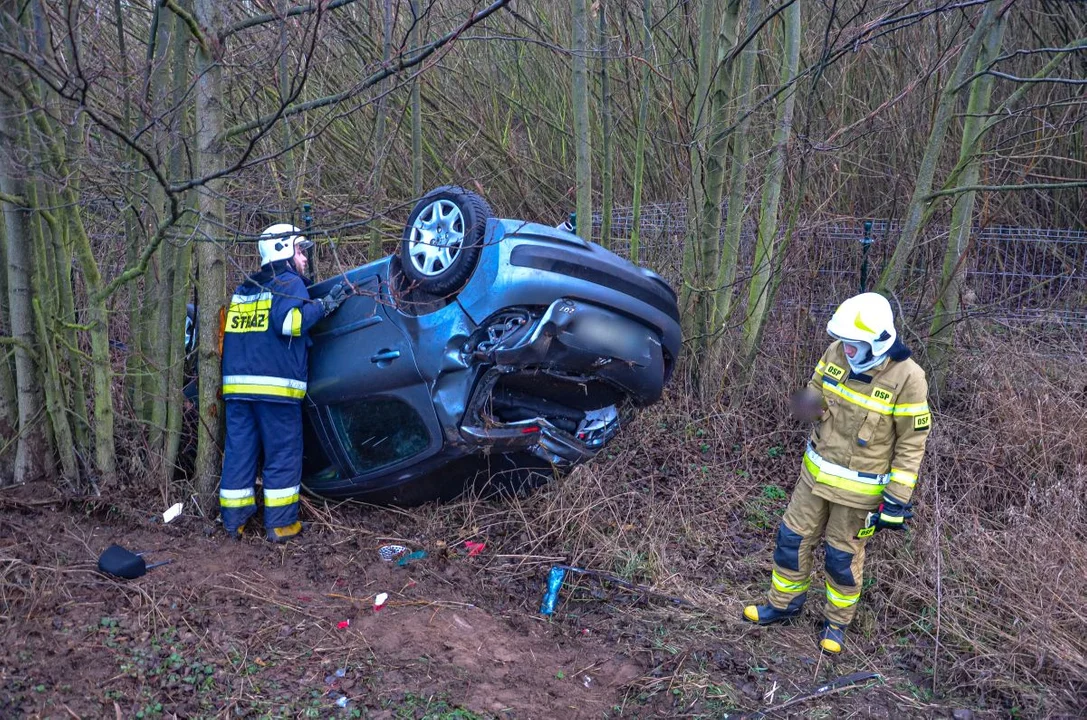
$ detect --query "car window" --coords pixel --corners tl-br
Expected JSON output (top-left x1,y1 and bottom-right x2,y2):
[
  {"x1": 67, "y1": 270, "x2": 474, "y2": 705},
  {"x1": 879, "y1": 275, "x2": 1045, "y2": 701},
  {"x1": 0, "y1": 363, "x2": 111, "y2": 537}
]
[{"x1": 330, "y1": 398, "x2": 432, "y2": 475}]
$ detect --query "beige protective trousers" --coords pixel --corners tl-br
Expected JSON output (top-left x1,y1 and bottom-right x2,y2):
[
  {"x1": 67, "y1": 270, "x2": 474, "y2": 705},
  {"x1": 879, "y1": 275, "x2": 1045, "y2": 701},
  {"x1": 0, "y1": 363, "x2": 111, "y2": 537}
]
[{"x1": 765, "y1": 465, "x2": 872, "y2": 625}]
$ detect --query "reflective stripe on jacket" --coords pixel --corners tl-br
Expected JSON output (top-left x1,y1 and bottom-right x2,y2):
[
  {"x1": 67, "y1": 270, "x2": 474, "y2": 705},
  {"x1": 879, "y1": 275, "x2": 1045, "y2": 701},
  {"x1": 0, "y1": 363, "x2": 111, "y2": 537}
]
[
  {"x1": 806, "y1": 340, "x2": 931, "y2": 508},
  {"x1": 221, "y1": 261, "x2": 324, "y2": 403}
]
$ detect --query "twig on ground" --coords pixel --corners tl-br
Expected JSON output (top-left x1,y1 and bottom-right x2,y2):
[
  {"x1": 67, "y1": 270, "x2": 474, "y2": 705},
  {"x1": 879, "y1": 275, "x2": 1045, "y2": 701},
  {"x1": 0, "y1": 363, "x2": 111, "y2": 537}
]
[
  {"x1": 326, "y1": 591, "x2": 478, "y2": 610},
  {"x1": 0, "y1": 497, "x2": 65, "y2": 509},
  {"x1": 555, "y1": 564, "x2": 696, "y2": 607},
  {"x1": 739, "y1": 671, "x2": 882, "y2": 719}
]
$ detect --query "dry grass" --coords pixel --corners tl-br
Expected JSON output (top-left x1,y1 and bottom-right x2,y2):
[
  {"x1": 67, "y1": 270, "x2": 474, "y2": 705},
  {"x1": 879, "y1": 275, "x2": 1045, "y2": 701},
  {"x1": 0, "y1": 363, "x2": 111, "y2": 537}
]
[
  {"x1": 396, "y1": 324, "x2": 1087, "y2": 716},
  {"x1": 872, "y1": 332, "x2": 1087, "y2": 713},
  {"x1": 4, "y1": 326, "x2": 1084, "y2": 716}
]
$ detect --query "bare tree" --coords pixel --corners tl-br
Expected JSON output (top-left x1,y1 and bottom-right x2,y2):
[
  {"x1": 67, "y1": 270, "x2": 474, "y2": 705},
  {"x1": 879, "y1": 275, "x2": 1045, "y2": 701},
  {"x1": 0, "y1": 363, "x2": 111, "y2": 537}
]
[{"x1": 572, "y1": 0, "x2": 593, "y2": 241}]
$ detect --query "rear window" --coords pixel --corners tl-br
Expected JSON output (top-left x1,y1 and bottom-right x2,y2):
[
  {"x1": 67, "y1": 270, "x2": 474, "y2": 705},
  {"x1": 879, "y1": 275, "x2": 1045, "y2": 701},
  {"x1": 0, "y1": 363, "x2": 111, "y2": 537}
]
[{"x1": 330, "y1": 398, "x2": 432, "y2": 475}]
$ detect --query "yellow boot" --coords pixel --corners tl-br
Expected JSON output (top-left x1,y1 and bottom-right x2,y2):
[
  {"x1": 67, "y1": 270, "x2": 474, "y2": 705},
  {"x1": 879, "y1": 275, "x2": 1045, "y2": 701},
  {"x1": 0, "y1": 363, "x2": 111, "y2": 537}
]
[{"x1": 267, "y1": 521, "x2": 303, "y2": 543}]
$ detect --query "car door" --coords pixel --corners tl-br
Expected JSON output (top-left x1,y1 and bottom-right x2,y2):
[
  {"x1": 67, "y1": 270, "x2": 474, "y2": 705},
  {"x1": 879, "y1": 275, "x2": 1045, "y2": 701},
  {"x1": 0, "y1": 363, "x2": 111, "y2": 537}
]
[{"x1": 304, "y1": 276, "x2": 444, "y2": 486}]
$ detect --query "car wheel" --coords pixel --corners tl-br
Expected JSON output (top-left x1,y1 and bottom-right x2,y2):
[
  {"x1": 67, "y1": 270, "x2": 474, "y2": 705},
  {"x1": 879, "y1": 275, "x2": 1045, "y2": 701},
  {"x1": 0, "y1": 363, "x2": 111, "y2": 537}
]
[{"x1": 400, "y1": 185, "x2": 493, "y2": 297}]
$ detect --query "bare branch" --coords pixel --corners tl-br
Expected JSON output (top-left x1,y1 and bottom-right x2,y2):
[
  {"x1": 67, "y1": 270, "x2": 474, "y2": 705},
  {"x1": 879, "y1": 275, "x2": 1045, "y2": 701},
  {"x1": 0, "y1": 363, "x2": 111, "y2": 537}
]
[
  {"x1": 94, "y1": 203, "x2": 190, "y2": 302},
  {"x1": 981, "y1": 70, "x2": 1087, "y2": 85},
  {"x1": 222, "y1": 0, "x2": 361, "y2": 38},
  {"x1": 0, "y1": 190, "x2": 26, "y2": 205},
  {"x1": 956, "y1": 38, "x2": 1087, "y2": 90},
  {"x1": 217, "y1": 0, "x2": 513, "y2": 142},
  {"x1": 925, "y1": 181, "x2": 1087, "y2": 200}
]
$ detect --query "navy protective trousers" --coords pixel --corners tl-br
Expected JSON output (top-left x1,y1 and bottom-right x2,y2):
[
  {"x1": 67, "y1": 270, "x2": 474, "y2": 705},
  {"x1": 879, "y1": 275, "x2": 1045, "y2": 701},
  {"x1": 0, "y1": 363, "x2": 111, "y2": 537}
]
[{"x1": 219, "y1": 400, "x2": 303, "y2": 533}]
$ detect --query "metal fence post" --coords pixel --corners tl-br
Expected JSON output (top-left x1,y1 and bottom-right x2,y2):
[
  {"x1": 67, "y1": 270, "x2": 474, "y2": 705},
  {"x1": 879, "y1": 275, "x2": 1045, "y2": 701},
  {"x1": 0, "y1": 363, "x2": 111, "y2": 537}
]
[{"x1": 859, "y1": 220, "x2": 874, "y2": 292}]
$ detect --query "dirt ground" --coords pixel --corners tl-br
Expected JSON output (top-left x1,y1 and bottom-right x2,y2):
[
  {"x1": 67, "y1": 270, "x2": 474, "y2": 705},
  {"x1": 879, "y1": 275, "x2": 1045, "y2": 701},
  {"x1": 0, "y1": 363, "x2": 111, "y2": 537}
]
[{"x1": 0, "y1": 472, "x2": 1000, "y2": 720}]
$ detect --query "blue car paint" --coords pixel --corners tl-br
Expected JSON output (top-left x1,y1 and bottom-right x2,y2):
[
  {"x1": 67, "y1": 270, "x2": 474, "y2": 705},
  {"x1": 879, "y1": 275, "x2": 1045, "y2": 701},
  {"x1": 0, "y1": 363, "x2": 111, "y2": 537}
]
[{"x1": 301, "y1": 217, "x2": 681, "y2": 503}]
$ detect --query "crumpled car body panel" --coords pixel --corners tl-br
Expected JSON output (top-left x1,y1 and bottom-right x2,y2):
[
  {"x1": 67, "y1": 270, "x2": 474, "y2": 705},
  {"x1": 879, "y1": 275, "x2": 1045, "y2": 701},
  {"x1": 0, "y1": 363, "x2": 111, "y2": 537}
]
[{"x1": 300, "y1": 219, "x2": 681, "y2": 503}]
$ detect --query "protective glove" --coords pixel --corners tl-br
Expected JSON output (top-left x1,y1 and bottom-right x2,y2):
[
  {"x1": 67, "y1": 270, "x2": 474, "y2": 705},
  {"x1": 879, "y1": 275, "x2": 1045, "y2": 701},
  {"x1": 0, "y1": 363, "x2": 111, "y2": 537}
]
[
  {"x1": 874, "y1": 492, "x2": 914, "y2": 531},
  {"x1": 318, "y1": 282, "x2": 349, "y2": 316}
]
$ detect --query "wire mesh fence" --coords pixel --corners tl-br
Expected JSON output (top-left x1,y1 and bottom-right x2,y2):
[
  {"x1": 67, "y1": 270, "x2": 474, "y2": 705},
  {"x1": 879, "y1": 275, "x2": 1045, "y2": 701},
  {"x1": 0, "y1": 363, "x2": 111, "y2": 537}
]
[
  {"x1": 593, "y1": 203, "x2": 1087, "y2": 332},
  {"x1": 84, "y1": 196, "x2": 1086, "y2": 338}
]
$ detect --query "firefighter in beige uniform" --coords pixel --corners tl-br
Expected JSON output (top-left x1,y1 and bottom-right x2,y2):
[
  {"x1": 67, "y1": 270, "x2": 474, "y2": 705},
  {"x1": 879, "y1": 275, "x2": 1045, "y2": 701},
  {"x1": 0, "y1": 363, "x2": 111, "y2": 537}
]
[{"x1": 742, "y1": 293, "x2": 932, "y2": 653}]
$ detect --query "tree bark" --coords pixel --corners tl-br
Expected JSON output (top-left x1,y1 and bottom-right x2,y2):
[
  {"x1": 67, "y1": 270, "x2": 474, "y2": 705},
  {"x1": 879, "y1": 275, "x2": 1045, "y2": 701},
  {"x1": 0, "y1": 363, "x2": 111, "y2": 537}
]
[
  {"x1": 928, "y1": 12, "x2": 1008, "y2": 397},
  {"x1": 736, "y1": 0, "x2": 802, "y2": 385},
  {"x1": 684, "y1": 0, "x2": 742, "y2": 362},
  {"x1": 369, "y1": 0, "x2": 393, "y2": 258},
  {"x1": 410, "y1": 0, "x2": 423, "y2": 196},
  {"x1": 680, "y1": 0, "x2": 723, "y2": 328},
  {"x1": 628, "y1": 0, "x2": 653, "y2": 264},
  {"x1": 32, "y1": 297, "x2": 78, "y2": 485},
  {"x1": 0, "y1": 87, "x2": 50, "y2": 485},
  {"x1": 194, "y1": 0, "x2": 227, "y2": 513},
  {"x1": 572, "y1": 0, "x2": 592, "y2": 241},
  {"x1": 23, "y1": 54, "x2": 119, "y2": 486},
  {"x1": 278, "y1": 0, "x2": 299, "y2": 212},
  {"x1": 712, "y1": 0, "x2": 760, "y2": 330},
  {"x1": 140, "y1": 2, "x2": 177, "y2": 432},
  {"x1": 152, "y1": 8, "x2": 194, "y2": 484},
  {"x1": 597, "y1": 0, "x2": 613, "y2": 249},
  {"x1": 0, "y1": 199, "x2": 20, "y2": 482},
  {"x1": 47, "y1": 191, "x2": 91, "y2": 457}
]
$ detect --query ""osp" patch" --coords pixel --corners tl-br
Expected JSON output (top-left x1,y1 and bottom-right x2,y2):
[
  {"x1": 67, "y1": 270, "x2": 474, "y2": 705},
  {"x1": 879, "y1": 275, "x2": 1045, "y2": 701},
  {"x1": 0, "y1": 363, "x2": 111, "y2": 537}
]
[
  {"x1": 914, "y1": 413, "x2": 931, "y2": 431},
  {"x1": 872, "y1": 388, "x2": 893, "y2": 403},
  {"x1": 825, "y1": 363, "x2": 846, "y2": 381}
]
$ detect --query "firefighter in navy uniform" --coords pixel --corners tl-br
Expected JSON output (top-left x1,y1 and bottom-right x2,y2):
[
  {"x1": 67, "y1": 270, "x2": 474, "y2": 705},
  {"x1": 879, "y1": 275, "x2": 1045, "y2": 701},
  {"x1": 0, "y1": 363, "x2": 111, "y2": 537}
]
[
  {"x1": 742, "y1": 293, "x2": 932, "y2": 653},
  {"x1": 219, "y1": 224, "x2": 349, "y2": 542}
]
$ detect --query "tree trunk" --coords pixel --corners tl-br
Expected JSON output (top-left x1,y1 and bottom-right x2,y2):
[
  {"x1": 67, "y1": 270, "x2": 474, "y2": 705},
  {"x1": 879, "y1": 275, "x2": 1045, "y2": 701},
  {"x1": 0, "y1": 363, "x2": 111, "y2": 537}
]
[
  {"x1": 48, "y1": 193, "x2": 91, "y2": 457},
  {"x1": 163, "y1": 220, "x2": 194, "y2": 485},
  {"x1": 0, "y1": 87, "x2": 50, "y2": 485},
  {"x1": 712, "y1": 0, "x2": 760, "y2": 331},
  {"x1": 278, "y1": 0, "x2": 298, "y2": 211},
  {"x1": 32, "y1": 297, "x2": 78, "y2": 485},
  {"x1": 597, "y1": 0, "x2": 613, "y2": 249},
  {"x1": 628, "y1": 0, "x2": 652, "y2": 264},
  {"x1": 194, "y1": 0, "x2": 227, "y2": 513},
  {"x1": 23, "y1": 28, "x2": 120, "y2": 487},
  {"x1": 684, "y1": 0, "x2": 742, "y2": 361},
  {"x1": 680, "y1": 0, "x2": 722, "y2": 328},
  {"x1": 878, "y1": 1, "x2": 1000, "y2": 295},
  {"x1": 149, "y1": 7, "x2": 194, "y2": 482},
  {"x1": 140, "y1": 3, "x2": 176, "y2": 432},
  {"x1": 928, "y1": 13, "x2": 1008, "y2": 397},
  {"x1": 0, "y1": 204, "x2": 20, "y2": 482},
  {"x1": 115, "y1": 0, "x2": 147, "y2": 423},
  {"x1": 368, "y1": 0, "x2": 393, "y2": 258},
  {"x1": 20, "y1": 122, "x2": 62, "y2": 472},
  {"x1": 410, "y1": 0, "x2": 423, "y2": 196},
  {"x1": 24, "y1": 175, "x2": 68, "y2": 481},
  {"x1": 64, "y1": 196, "x2": 118, "y2": 486},
  {"x1": 736, "y1": 0, "x2": 802, "y2": 383},
  {"x1": 572, "y1": 0, "x2": 592, "y2": 241}
]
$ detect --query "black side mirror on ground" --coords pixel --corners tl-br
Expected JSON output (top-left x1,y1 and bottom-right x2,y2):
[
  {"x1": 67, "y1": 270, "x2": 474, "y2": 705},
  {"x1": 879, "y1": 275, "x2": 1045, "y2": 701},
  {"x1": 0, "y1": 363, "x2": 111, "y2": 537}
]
[{"x1": 97, "y1": 544, "x2": 172, "y2": 579}]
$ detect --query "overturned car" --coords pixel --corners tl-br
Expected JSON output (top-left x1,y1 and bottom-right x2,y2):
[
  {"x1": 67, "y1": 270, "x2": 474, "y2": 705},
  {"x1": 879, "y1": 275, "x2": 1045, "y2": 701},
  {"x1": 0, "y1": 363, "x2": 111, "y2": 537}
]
[{"x1": 274, "y1": 187, "x2": 680, "y2": 503}]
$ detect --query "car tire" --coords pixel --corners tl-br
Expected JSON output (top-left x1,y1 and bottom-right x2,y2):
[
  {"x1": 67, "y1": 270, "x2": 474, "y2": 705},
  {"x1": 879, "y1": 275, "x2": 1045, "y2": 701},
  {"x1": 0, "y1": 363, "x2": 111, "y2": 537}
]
[{"x1": 400, "y1": 186, "x2": 493, "y2": 297}]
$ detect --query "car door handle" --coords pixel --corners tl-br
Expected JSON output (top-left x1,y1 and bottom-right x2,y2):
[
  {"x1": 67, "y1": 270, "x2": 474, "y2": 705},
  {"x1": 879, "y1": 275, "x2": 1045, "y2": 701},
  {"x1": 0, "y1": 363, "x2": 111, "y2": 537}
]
[{"x1": 370, "y1": 349, "x2": 401, "y2": 363}]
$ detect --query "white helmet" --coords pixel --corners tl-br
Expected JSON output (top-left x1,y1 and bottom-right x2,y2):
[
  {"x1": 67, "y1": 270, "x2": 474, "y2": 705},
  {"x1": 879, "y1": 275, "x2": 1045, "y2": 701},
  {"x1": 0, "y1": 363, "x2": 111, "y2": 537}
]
[
  {"x1": 258, "y1": 224, "x2": 313, "y2": 266},
  {"x1": 826, "y1": 292, "x2": 897, "y2": 357}
]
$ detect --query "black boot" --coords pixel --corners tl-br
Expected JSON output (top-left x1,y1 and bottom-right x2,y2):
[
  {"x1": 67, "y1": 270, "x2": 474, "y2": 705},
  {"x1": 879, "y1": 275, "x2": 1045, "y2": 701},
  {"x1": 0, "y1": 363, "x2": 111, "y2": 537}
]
[{"x1": 742, "y1": 602, "x2": 802, "y2": 625}]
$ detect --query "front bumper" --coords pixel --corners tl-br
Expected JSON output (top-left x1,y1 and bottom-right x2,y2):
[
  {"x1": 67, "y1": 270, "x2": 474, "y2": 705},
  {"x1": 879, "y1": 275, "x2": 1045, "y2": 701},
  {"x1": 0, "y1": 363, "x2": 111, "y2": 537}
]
[
  {"x1": 490, "y1": 297, "x2": 666, "y2": 407},
  {"x1": 458, "y1": 297, "x2": 650, "y2": 464}
]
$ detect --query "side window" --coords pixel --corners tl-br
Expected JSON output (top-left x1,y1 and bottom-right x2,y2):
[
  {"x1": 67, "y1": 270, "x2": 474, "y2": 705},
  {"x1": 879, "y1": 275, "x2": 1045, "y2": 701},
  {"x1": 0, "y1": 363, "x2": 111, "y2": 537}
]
[{"x1": 330, "y1": 398, "x2": 432, "y2": 475}]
